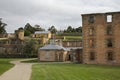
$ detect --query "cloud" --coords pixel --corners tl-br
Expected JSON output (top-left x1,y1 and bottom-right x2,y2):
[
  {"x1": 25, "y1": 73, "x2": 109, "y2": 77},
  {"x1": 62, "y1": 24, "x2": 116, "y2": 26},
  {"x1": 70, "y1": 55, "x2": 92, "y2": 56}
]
[{"x1": 0, "y1": 0, "x2": 120, "y2": 32}]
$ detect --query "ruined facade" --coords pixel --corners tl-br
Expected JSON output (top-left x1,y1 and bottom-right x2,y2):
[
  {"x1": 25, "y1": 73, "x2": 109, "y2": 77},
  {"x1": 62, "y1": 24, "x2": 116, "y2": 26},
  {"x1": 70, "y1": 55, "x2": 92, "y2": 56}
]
[
  {"x1": 0, "y1": 29, "x2": 24, "y2": 54},
  {"x1": 55, "y1": 39, "x2": 83, "y2": 62},
  {"x1": 82, "y1": 12, "x2": 120, "y2": 65},
  {"x1": 31, "y1": 31, "x2": 51, "y2": 44}
]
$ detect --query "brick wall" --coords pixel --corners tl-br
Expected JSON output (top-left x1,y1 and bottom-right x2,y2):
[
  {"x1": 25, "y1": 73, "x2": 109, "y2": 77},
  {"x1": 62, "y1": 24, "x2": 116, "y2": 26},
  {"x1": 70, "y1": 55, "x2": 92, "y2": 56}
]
[{"x1": 82, "y1": 12, "x2": 120, "y2": 65}]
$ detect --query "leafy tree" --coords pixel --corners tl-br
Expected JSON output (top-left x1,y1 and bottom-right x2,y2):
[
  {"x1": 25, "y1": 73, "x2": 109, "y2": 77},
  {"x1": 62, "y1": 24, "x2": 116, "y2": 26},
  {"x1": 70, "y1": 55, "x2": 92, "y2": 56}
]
[
  {"x1": 23, "y1": 39, "x2": 38, "y2": 55},
  {"x1": 63, "y1": 26, "x2": 82, "y2": 33},
  {"x1": 24, "y1": 30, "x2": 31, "y2": 36},
  {"x1": 18, "y1": 27, "x2": 24, "y2": 30},
  {"x1": 48, "y1": 26, "x2": 57, "y2": 34},
  {"x1": 76, "y1": 26, "x2": 82, "y2": 33},
  {"x1": 24, "y1": 23, "x2": 45, "y2": 36},
  {"x1": 34, "y1": 25, "x2": 45, "y2": 31},
  {"x1": 66, "y1": 26, "x2": 73, "y2": 32},
  {"x1": 24, "y1": 23, "x2": 35, "y2": 36},
  {"x1": 0, "y1": 18, "x2": 7, "y2": 33},
  {"x1": 72, "y1": 28, "x2": 76, "y2": 32},
  {"x1": 63, "y1": 30, "x2": 67, "y2": 33}
]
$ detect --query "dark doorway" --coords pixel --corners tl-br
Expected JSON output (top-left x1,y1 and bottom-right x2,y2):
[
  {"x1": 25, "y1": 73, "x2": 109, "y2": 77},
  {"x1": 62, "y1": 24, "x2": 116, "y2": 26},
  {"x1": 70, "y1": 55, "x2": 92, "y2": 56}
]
[{"x1": 75, "y1": 49, "x2": 82, "y2": 63}]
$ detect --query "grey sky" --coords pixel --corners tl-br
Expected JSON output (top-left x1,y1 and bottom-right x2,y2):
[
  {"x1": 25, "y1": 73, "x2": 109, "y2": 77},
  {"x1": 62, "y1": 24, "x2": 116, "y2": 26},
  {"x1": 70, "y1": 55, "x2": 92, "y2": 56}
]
[{"x1": 0, "y1": 0, "x2": 120, "y2": 33}]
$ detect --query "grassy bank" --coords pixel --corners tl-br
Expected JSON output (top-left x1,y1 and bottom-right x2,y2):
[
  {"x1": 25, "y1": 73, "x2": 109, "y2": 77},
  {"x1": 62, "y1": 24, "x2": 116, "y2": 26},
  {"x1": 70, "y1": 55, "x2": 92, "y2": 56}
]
[
  {"x1": 31, "y1": 63, "x2": 120, "y2": 80},
  {"x1": 0, "y1": 58, "x2": 15, "y2": 75}
]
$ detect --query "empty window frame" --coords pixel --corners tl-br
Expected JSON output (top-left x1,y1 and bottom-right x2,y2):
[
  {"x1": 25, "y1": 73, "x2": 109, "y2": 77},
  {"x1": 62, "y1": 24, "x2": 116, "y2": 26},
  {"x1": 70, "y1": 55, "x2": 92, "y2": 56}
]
[
  {"x1": 67, "y1": 42, "x2": 70, "y2": 46},
  {"x1": 89, "y1": 28, "x2": 94, "y2": 36},
  {"x1": 106, "y1": 39, "x2": 113, "y2": 48},
  {"x1": 89, "y1": 52, "x2": 95, "y2": 60},
  {"x1": 89, "y1": 15, "x2": 95, "y2": 23},
  {"x1": 89, "y1": 39, "x2": 95, "y2": 48},
  {"x1": 107, "y1": 52, "x2": 114, "y2": 61},
  {"x1": 107, "y1": 15, "x2": 112, "y2": 22},
  {"x1": 106, "y1": 26, "x2": 113, "y2": 35}
]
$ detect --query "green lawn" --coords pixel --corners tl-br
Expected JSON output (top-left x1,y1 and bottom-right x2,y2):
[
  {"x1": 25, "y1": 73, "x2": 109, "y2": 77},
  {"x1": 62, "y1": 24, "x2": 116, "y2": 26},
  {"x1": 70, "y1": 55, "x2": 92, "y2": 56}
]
[
  {"x1": 63, "y1": 36, "x2": 82, "y2": 41},
  {"x1": 0, "y1": 58, "x2": 15, "y2": 75},
  {"x1": 64, "y1": 36, "x2": 82, "y2": 39},
  {"x1": 31, "y1": 63, "x2": 120, "y2": 80}
]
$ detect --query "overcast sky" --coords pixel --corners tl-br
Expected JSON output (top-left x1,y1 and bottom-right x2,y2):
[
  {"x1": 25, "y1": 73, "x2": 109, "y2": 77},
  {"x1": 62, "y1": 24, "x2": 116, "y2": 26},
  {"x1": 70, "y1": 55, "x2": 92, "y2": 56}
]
[{"x1": 0, "y1": 0, "x2": 120, "y2": 33}]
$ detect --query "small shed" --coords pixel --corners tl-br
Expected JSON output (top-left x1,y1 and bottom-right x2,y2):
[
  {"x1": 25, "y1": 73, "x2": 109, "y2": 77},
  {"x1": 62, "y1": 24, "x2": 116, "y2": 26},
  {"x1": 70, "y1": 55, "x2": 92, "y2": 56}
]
[{"x1": 38, "y1": 43, "x2": 68, "y2": 62}]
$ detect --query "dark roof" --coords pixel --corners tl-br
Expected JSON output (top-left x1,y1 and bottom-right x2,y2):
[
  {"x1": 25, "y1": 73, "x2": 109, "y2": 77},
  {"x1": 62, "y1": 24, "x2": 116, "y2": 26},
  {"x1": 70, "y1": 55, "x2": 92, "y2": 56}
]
[{"x1": 39, "y1": 44, "x2": 66, "y2": 51}]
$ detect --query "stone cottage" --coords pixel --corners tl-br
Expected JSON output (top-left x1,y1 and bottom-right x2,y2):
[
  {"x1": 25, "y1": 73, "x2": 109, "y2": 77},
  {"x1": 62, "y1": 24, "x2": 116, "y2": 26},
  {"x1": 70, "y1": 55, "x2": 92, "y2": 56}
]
[{"x1": 38, "y1": 43, "x2": 68, "y2": 62}]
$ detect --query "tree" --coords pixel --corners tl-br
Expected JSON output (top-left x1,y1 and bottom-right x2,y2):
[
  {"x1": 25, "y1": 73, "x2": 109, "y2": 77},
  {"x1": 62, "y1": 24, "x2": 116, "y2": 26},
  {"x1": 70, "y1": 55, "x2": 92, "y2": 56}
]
[
  {"x1": 76, "y1": 26, "x2": 82, "y2": 33},
  {"x1": 24, "y1": 23, "x2": 45, "y2": 36},
  {"x1": 72, "y1": 28, "x2": 76, "y2": 32},
  {"x1": 0, "y1": 18, "x2": 7, "y2": 34},
  {"x1": 23, "y1": 39, "x2": 38, "y2": 55},
  {"x1": 24, "y1": 23, "x2": 35, "y2": 36},
  {"x1": 24, "y1": 30, "x2": 31, "y2": 36},
  {"x1": 34, "y1": 25, "x2": 45, "y2": 31},
  {"x1": 18, "y1": 27, "x2": 24, "y2": 30},
  {"x1": 63, "y1": 26, "x2": 82, "y2": 33},
  {"x1": 66, "y1": 26, "x2": 73, "y2": 32},
  {"x1": 48, "y1": 26, "x2": 57, "y2": 34}
]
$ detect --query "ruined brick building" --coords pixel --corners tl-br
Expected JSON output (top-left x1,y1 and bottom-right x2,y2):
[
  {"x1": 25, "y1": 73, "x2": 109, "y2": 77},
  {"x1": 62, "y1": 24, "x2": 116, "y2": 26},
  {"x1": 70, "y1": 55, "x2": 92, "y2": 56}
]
[
  {"x1": 82, "y1": 12, "x2": 120, "y2": 65},
  {"x1": 0, "y1": 29, "x2": 24, "y2": 54}
]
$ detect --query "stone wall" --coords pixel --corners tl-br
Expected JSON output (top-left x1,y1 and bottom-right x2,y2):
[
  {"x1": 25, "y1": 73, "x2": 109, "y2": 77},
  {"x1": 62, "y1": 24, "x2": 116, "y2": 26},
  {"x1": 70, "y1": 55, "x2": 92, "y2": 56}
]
[
  {"x1": 38, "y1": 50, "x2": 68, "y2": 62},
  {"x1": 0, "y1": 44, "x2": 23, "y2": 54}
]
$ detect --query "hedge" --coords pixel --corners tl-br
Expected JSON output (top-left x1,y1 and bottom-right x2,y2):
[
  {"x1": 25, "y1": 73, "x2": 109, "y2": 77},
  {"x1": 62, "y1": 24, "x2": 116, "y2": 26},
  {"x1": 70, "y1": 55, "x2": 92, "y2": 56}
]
[{"x1": 0, "y1": 54, "x2": 37, "y2": 58}]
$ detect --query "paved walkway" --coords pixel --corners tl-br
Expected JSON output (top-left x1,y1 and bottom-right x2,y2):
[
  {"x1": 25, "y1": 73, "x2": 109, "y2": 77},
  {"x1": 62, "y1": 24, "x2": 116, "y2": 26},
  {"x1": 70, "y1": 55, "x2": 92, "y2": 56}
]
[{"x1": 0, "y1": 59, "x2": 34, "y2": 80}]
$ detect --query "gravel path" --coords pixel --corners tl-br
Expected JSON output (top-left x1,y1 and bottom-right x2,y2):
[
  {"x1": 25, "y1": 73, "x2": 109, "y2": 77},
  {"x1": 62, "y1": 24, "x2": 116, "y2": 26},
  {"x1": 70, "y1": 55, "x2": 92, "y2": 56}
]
[{"x1": 0, "y1": 59, "x2": 34, "y2": 80}]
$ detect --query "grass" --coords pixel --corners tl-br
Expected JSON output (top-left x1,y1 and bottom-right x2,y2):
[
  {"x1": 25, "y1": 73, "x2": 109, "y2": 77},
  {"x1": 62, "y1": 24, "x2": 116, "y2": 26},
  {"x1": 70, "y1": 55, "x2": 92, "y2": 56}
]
[
  {"x1": 64, "y1": 36, "x2": 82, "y2": 39},
  {"x1": 0, "y1": 58, "x2": 15, "y2": 75},
  {"x1": 63, "y1": 36, "x2": 82, "y2": 41},
  {"x1": 31, "y1": 63, "x2": 120, "y2": 80},
  {"x1": 0, "y1": 58, "x2": 26, "y2": 75}
]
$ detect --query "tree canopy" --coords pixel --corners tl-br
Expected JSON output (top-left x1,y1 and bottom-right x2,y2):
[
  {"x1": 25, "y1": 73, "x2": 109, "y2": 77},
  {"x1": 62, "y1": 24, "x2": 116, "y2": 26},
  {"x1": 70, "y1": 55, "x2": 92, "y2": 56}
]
[
  {"x1": 24, "y1": 23, "x2": 35, "y2": 36},
  {"x1": 48, "y1": 26, "x2": 57, "y2": 34},
  {"x1": 0, "y1": 18, "x2": 7, "y2": 34},
  {"x1": 22, "y1": 39, "x2": 38, "y2": 55},
  {"x1": 34, "y1": 25, "x2": 45, "y2": 31},
  {"x1": 64, "y1": 26, "x2": 82, "y2": 33},
  {"x1": 66, "y1": 26, "x2": 73, "y2": 32},
  {"x1": 24, "y1": 23, "x2": 45, "y2": 36}
]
